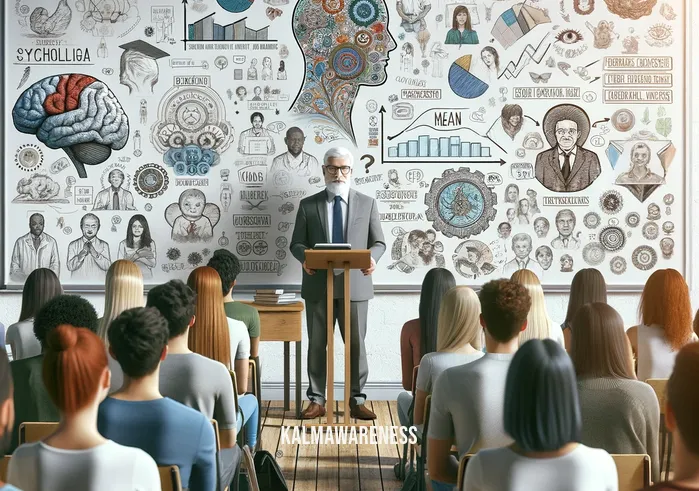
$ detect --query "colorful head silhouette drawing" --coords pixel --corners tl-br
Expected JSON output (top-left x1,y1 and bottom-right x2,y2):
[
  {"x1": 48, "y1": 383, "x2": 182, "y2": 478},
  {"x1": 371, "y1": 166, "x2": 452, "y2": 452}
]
[{"x1": 291, "y1": 0, "x2": 397, "y2": 144}]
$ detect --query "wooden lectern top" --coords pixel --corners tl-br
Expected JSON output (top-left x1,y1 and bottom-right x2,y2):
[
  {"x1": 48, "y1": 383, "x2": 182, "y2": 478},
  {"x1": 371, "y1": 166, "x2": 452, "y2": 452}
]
[{"x1": 304, "y1": 249, "x2": 371, "y2": 270}]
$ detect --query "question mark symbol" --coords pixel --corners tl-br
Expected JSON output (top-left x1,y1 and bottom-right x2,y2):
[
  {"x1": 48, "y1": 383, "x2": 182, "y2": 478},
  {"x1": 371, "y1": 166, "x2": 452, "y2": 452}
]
[{"x1": 360, "y1": 154, "x2": 375, "y2": 174}]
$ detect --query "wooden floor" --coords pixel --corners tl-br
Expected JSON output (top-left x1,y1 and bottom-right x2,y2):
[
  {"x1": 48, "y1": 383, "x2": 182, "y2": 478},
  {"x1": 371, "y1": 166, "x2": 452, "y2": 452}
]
[{"x1": 260, "y1": 401, "x2": 404, "y2": 491}]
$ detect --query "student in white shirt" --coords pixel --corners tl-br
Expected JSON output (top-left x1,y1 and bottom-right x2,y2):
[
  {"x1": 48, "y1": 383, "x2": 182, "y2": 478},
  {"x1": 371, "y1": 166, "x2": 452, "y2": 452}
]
[
  {"x1": 464, "y1": 339, "x2": 618, "y2": 491},
  {"x1": 428, "y1": 279, "x2": 532, "y2": 490},
  {"x1": 8, "y1": 325, "x2": 160, "y2": 491}
]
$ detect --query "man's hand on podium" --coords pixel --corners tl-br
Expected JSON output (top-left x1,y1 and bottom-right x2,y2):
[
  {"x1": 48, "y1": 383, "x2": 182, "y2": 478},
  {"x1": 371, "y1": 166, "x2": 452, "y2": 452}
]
[
  {"x1": 361, "y1": 257, "x2": 376, "y2": 276},
  {"x1": 303, "y1": 260, "x2": 316, "y2": 275}
]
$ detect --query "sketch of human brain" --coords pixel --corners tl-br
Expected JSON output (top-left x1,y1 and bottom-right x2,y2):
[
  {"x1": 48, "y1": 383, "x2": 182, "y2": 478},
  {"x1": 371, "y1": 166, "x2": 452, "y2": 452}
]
[{"x1": 12, "y1": 74, "x2": 129, "y2": 178}]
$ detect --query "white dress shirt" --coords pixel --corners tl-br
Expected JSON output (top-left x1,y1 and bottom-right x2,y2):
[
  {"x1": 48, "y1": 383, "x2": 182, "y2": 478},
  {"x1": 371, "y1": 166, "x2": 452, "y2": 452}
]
[
  {"x1": 326, "y1": 188, "x2": 349, "y2": 242},
  {"x1": 10, "y1": 232, "x2": 60, "y2": 281},
  {"x1": 558, "y1": 146, "x2": 578, "y2": 172}
]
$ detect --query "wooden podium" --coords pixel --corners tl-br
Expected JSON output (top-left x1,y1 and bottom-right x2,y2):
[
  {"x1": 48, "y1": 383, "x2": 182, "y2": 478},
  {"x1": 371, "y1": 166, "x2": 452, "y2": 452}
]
[{"x1": 304, "y1": 249, "x2": 372, "y2": 426}]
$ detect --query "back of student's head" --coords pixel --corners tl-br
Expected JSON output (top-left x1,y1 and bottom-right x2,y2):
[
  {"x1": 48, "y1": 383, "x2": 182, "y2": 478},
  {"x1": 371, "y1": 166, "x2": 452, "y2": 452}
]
[
  {"x1": 19, "y1": 268, "x2": 63, "y2": 322},
  {"x1": 436, "y1": 286, "x2": 481, "y2": 351},
  {"x1": 34, "y1": 295, "x2": 99, "y2": 350},
  {"x1": 510, "y1": 269, "x2": 552, "y2": 344},
  {"x1": 147, "y1": 280, "x2": 197, "y2": 339},
  {"x1": 207, "y1": 249, "x2": 241, "y2": 295},
  {"x1": 108, "y1": 307, "x2": 169, "y2": 378},
  {"x1": 668, "y1": 342, "x2": 699, "y2": 455},
  {"x1": 479, "y1": 279, "x2": 531, "y2": 343},
  {"x1": 99, "y1": 260, "x2": 144, "y2": 345},
  {"x1": 505, "y1": 339, "x2": 581, "y2": 452},
  {"x1": 187, "y1": 266, "x2": 231, "y2": 368},
  {"x1": 43, "y1": 324, "x2": 108, "y2": 414},
  {"x1": 571, "y1": 303, "x2": 634, "y2": 380},
  {"x1": 640, "y1": 268, "x2": 692, "y2": 351},
  {"x1": 419, "y1": 268, "x2": 456, "y2": 356},
  {"x1": 564, "y1": 268, "x2": 607, "y2": 329}
]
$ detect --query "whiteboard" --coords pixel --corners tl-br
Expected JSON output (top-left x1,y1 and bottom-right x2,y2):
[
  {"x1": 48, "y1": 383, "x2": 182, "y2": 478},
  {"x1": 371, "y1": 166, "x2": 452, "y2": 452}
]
[{"x1": 1, "y1": 0, "x2": 689, "y2": 289}]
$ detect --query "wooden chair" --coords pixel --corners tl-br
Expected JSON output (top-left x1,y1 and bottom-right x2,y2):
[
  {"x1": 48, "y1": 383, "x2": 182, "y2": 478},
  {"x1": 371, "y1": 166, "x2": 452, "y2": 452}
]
[
  {"x1": 211, "y1": 419, "x2": 221, "y2": 452},
  {"x1": 242, "y1": 445, "x2": 260, "y2": 491},
  {"x1": 18, "y1": 422, "x2": 59, "y2": 444},
  {"x1": 612, "y1": 454, "x2": 651, "y2": 491},
  {"x1": 646, "y1": 378, "x2": 672, "y2": 480},
  {"x1": 247, "y1": 358, "x2": 259, "y2": 399},
  {"x1": 456, "y1": 453, "x2": 475, "y2": 490},
  {"x1": 229, "y1": 370, "x2": 241, "y2": 414},
  {"x1": 158, "y1": 465, "x2": 183, "y2": 491},
  {"x1": 0, "y1": 455, "x2": 11, "y2": 482}
]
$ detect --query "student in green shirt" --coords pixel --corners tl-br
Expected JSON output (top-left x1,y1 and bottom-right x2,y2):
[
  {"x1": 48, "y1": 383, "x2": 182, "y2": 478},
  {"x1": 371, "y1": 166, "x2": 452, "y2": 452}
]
[
  {"x1": 9, "y1": 295, "x2": 99, "y2": 453},
  {"x1": 445, "y1": 5, "x2": 479, "y2": 46}
]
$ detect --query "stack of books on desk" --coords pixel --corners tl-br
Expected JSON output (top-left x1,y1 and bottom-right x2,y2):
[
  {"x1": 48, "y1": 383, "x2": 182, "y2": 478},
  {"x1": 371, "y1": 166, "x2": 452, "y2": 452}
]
[{"x1": 254, "y1": 289, "x2": 297, "y2": 304}]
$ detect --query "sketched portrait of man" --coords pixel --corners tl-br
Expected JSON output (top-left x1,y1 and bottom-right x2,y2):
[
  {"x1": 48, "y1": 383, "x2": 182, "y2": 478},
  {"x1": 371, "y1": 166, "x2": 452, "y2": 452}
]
[{"x1": 290, "y1": 0, "x2": 397, "y2": 144}]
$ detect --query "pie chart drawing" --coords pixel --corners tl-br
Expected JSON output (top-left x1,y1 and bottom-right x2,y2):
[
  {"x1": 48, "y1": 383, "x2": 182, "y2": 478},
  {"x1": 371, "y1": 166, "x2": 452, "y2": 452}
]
[
  {"x1": 448, "y1": 55, "x2": 489, "y2": 99},
  {"x1": 217, "y1": 0, "x2": 255, "y2": 13}
]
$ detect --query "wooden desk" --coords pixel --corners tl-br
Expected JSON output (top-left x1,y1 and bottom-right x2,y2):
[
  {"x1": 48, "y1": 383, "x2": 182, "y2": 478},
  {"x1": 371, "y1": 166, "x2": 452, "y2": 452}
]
[{"x1": 241, "y1": 301, "x2": 304, "y2": 417}]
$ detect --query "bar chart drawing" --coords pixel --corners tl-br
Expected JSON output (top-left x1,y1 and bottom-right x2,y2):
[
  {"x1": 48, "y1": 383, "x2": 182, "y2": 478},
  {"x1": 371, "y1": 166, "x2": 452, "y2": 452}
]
[
  {"x1": 187, "y1": 14, "x2": 274, "y2": 42},
  {"x1": 386, "y1": 134, "x2": 492, "y2": 160}
]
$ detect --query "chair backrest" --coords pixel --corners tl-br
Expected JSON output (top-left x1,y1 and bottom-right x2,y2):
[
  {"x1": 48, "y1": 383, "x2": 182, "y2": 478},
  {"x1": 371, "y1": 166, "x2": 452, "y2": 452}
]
[
  {"x1": 243, "y1": 445, "x2": 261, "y2": 491},
  {"x1": 423, "y1": 395, "x2": 432, "y2": 440},
  {"x1": 248, "y1": 358, "x2": 259, "y2": 398},
  {"x1": 228, "y1": 370, "x2": 240, "y2": 414},
  {"x1": 411, "y1": 365, "x2": 420, "y2": 396},
  {"x1": 456, "y1": 454, "x2": 475, "y2": 490},
  {"x1": 19, "y1": 422, "x2": 59, "y2": 444},
  {"x1": 645, "y1": 379, "x2": 668, "y2": 414},
  {"x1": 612, "y1": 454, "x2": 651, "y2": 491},
  {"x1": 211, "y1": 419, "x2": 221, "y2": 452},
  {"x1": 158, "y1": 465, "x2": 183, "y2": 491},
  {"x1": 0, "y1": 455, "x2": 11, "y2": 482}
]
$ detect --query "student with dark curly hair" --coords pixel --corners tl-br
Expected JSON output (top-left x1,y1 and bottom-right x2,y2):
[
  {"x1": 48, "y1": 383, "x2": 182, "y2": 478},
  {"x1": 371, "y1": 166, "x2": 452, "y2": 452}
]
[
  {"x1": 427, "y1": 279, "x2": 531, "y2": 490},
  {"x1": 98, "y1": 307, "x2": 217, "y2": 491},
  {"x1": 464, "y1": 339, "x2": 617, "y2": 490},
  {"x1": 8, "y1": 324, "x2": 159, "y2": 490},
  {"x1": 10, "y1": 295, "x2": 98, "y2": 453}
]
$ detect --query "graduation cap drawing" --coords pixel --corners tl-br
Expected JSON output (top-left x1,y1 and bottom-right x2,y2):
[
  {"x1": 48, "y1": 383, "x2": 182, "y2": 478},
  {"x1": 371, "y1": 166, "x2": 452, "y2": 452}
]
[{"x1": 118, "y1": 40, "x2": 170, "y2": 94}]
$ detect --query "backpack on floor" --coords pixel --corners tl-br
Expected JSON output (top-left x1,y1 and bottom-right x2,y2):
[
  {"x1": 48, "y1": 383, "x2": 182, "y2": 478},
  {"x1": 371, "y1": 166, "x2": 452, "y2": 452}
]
[{"x1": 253, "y1": 450, "x2": 289, "y2": 491}]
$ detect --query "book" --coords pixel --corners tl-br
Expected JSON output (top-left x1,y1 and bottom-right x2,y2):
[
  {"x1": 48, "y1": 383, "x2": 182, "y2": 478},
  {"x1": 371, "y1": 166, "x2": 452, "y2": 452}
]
[
  {"x1": 255, "y1": 289, "x2": 285, "y2": 294},
  {"x1": 313, "y1": 243, "x2": 352, "y2": 250}
]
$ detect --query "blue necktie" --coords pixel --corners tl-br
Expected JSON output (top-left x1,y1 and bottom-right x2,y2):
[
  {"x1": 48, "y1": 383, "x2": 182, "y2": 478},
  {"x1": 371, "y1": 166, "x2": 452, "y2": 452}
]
[{"x1": 332, "y1": 195, "x2": 343, "y2": 243}]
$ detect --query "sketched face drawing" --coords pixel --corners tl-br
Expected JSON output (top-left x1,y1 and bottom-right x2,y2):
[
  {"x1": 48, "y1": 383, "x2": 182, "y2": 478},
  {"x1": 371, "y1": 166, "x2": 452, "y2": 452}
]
[
  {"x1": 536, "y1": 246, "x2": 553, "y2": 270},
  {"x1": 291, "y1": 0, "x2": 397, "y2": 143},
  {"x1": 29, "y1": 214, "x2": 44, "y2": 236},
  {"x1": 81, "y1": 215, "x2": 100, "y2": 239},
  {"x1": 108, "y1": 169, "x2": 124, "y2": 189},
  {"x1": 556, "y1": 210, "x2": 576, "y2": 237},
  {"x1": 131, "y1": 219, "x2": 144, "y2": 238},
  {"x1": 512, "y1": 237, "x2": 531, "y2": 259},
  {"x1": 630, "y1": 143, "x2": 651, "y2": 170},
  {"x1": 555, "y1": 120, "x2": 579, "y2": 151},
  {"x1": 180, "y1": 190, "x2": 206, "y2": 220}
]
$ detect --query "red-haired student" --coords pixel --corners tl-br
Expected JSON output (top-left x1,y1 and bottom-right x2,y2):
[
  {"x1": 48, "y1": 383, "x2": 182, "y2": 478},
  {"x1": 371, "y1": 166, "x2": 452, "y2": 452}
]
[{"x1": 7, "y1": 325, "x2": 160, "y2": 490}]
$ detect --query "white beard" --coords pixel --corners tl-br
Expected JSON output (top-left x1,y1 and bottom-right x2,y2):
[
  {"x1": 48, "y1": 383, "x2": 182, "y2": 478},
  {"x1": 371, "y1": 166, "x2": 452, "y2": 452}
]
[{"x1": 326, "y1": 181, "x2": 350, "y2": 196}]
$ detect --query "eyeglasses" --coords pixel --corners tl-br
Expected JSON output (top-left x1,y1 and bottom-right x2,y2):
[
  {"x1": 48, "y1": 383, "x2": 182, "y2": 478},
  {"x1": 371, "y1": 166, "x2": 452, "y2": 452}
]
[
  {"x1": 324, "y1": 165, "x2": 352, "y2": 176},
  {"x1": 555, "y1": 128, "x2": 578, "y2": 136}
]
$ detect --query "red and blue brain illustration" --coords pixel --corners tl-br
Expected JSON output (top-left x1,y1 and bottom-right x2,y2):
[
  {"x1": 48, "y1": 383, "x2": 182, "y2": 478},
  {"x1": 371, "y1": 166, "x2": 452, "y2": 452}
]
[{"x1": 12, "y1": 73, "x2": 129, "y2": 178}]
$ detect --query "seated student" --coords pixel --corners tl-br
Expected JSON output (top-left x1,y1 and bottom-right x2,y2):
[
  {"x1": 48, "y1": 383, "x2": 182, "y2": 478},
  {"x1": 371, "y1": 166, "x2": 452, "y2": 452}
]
[
  {"x1": 413, "y1": 286, "x2": 483, "y2": 427},
  {"x1": 6, "y1": 268, "x2": 62, "y2": 360},
  {"x1": 98, "y1": 307, "x2": 216, "y2": 491},
  {"x1": 97, "y1": 260, "x2": 145, "y2": 393},
  {"x1": 8, "y1": 325, "x2": 160, "y2": 491},
  {"x1": 0, "y1": 351, "x2": 20, "y2": 490},
  {"x1": 9, "y1": 295, "x2": 98, "y2": 453},
  {"x1": 572, "y1": 303, "x2": 660, "y2": 482},
  {"x1": 427, "y1": 279, "x2": 531, "y2": 490},
  {"x1": 642, "y1": 342, "x2": 699, "y2": 490},
  {"x1": 208, "y1": 249, "x2": 261, "y2": 363},
  {"x1": 147, "y1": 280, "x2": 253, "y2": 485},
  {"x1": 511, "y1": 269, "x2": 564, "y2": 345},
  {"x1": 187, "y1": 266, "x2": 251, "y2": 394},
  {"x1": 399, "y1": 268, "x2": 456, "y2": 393},
  {"x1": 628, "y1": 269, "x2": 698, "y2": 380},
  {"x1": 561, "y1": 268, "x2": 607, "y2": 351},
  {"x1": 464, "y1": 339, "x2": 618, "y2": 491}
]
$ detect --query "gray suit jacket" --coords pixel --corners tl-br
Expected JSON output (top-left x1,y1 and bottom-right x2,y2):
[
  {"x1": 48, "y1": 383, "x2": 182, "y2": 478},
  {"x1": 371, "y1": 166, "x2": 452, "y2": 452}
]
[{"x1": 290, "y1": 189, "x2": 386, "y2": 301}]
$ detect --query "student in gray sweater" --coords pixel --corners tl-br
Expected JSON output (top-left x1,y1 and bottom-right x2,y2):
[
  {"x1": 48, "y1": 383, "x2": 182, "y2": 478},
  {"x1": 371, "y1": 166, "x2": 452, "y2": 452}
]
[{"x1": 571, "y1": 302, "x2": 660, "y2": 482}]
